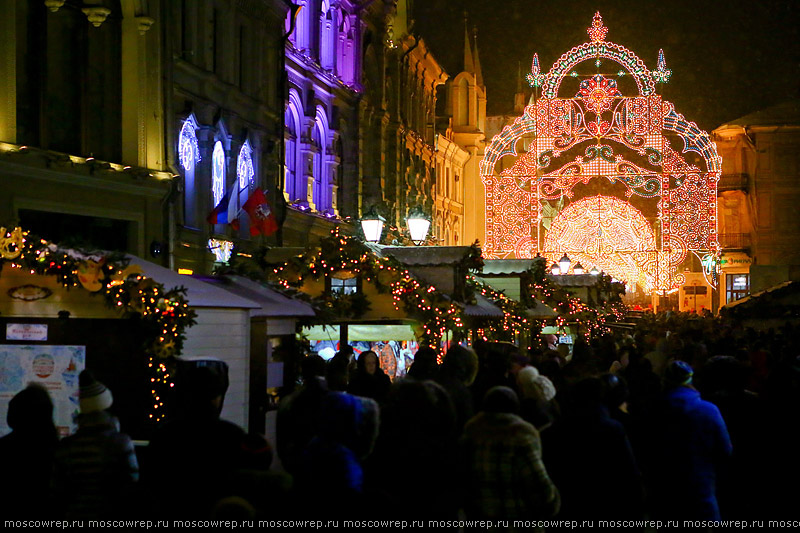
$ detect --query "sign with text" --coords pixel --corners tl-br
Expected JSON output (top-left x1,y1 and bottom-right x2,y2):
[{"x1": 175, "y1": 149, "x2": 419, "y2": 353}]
[
  {"x1": 720, "y1": 252, "x2": 752, "y2": 268},
  {"x1": 6, "y1": 323, "x2": 48, "y2": 341}
]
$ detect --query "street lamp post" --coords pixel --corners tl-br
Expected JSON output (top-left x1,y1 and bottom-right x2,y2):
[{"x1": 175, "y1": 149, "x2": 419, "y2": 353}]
[
  {"x1": 558, "y1": 253, "x2": 571, "y2": 275},
  {"x1": 406, "y1": 206, "x2": 431, "y2": 245},
  {"x1": 360, "y1": 206, "x2": 385, "y2": 243}
]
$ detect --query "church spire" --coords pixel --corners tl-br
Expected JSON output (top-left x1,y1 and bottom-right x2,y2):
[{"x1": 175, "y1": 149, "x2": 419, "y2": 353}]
[
  {"x1": 473, "y1": 25, "x2": 483, "y2": 87},
  {"x1": 463, "y1": 12, "x2": 474, "y2": 74}
]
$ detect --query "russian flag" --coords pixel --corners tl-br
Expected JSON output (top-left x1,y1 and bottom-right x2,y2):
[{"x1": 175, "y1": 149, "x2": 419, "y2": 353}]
[{"x1": 206, "y1": 187, "x2": 233, "y2": 225}]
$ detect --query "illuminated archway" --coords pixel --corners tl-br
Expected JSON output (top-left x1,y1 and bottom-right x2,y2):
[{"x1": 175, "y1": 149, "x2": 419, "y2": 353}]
[
  {"x1": 481, "y1": 12, "x2": 720, "y2": 292},
  {"x1": 542, "y1": 196, "x2": 656, "y2": 291}
]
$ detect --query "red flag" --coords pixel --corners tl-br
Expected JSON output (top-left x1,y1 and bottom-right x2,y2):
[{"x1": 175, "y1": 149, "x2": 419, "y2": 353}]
[{"x1": 242, "y1": 188, "x2": 278, "y2": 236}]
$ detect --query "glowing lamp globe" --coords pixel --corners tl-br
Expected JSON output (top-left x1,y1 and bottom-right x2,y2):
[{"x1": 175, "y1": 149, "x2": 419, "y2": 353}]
[
  {"x1": 360, "y1": 207, "x2": 385, "y2": 243},
  {"x1": 407, "y1": 207, "x2": 431, "y2": 245},
  {"x1": 550, "y1": 263, "x2": 561, "y2": 275},
  {"x1": 590, "y1": 266, "x2": 600, "y2": 275},
  {"x1": 573, "y1": 262, "x2": 585, "y2": 275},
  {"x1": 559, "y1": 254, "x2": 571, "y2": 275}
]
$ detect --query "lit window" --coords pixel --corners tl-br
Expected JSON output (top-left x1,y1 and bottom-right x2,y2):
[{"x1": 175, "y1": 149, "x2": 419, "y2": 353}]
[
  {"x1": 726, "y1": 273, "x2": 750, "y2": 302},
  {"x1": 212, "y1": 141, "x2": 225, "y2": 206},
  {"x1": 331, "y1": 277, "x2": 358, "y2": 294},
  {"x1": 329, "y1": 271, "x2": 358, "y2": 295},
  {"x1": 237, "y1": 140, "x2": 254, "y2": 189}
]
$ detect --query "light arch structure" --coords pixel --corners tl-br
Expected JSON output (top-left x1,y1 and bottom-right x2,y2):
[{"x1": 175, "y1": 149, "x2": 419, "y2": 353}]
[{"x1": 481, "y1": 12, "x2": 721, "y2": 292}]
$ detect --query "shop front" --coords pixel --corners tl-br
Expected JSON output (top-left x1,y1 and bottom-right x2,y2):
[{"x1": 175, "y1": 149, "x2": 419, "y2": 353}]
[{"x1": 720, "y1": 252, "x2": 752, "y2": 306}]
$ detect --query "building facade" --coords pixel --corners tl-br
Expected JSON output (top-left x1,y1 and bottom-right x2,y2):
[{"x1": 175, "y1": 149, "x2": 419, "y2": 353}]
[
  {"x1": 714, "y1": 100, "x2": 800, "y2": 302},
  {"x1": 436, "y1": 24, "x2": 487, "y2": 247},
  {"x1": 358, "y1": 0, "x2": 447, "y2": 243},
  {"x1": 1, "y1": 0, "x2": 171, "y2": 259},
  {"x1": 282, "y1": 0, "x2": 362, "y2": 245},
  {"x1": 170, "y1": 0, "x2": 289, "y2": 273}
]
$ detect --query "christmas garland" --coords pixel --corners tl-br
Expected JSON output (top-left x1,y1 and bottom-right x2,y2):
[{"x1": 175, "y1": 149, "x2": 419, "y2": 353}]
[
  {"x1": 525, "y1": 256, "x2": 627, "y2": 340},
  {"x1": 467, "y1": 277, "x2": 537, "y2": 343},
  {"x1": 0, "y1": 227, "x2": 197, "y2": 423},
  {"x1": 263, "y1": 228, "x2": 466, "y2": 347}
]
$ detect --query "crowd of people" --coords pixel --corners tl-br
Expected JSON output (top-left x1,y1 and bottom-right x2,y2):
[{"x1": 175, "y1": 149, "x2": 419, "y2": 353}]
[{"x1": 2, "y1": 311, "x2": 799, "y2": 526}]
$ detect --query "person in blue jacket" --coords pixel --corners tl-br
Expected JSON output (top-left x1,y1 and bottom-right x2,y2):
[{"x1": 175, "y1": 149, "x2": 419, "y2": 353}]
[{"x1": 649, "y1": 360, "x2": 733, "y2": 520}]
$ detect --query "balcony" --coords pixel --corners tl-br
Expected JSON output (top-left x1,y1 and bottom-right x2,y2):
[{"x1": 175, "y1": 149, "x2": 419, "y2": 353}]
[
  {"x1": 717, "y1": 173, "x2": 749, "y2": 192},
  {"x1": 718, "y1": 233, "x2": 751, "y2": 250}
]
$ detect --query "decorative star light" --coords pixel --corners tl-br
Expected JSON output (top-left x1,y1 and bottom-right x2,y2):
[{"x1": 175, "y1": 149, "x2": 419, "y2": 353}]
[
  {"x1": 526, "y1": 53, "x2": 546, "y2": 88},
  {"x1": 587, "y1": 11, "x2": 608, "y2": 42},
  {"x1": 653, "y1": 49, "x2": 672, "y2": 84}
]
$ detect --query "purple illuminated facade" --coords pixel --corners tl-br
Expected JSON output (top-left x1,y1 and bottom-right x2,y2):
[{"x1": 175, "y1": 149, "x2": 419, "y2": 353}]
[{"x1": 283, "y1": 0, "x2": 361, "y2": 244}]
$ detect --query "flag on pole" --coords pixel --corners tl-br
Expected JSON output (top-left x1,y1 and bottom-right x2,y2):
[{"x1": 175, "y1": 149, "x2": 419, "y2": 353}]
[
  {"x1": 242, "y1": 188, "x2": 279, "y2": 236},
  {"x1": 206, "y1": 187, "x2": 234, "y2": 225}
]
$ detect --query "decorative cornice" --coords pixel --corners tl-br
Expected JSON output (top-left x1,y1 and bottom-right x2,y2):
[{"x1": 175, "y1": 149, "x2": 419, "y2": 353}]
[{"x1": 285, "y1": 43, "x2": 362, "y2": 95}]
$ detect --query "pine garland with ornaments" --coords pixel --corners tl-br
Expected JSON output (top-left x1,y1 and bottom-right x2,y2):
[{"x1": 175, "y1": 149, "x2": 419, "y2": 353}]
[
  {"x1": 525, "y1": 256, "x2": 627, "y2": 340},
  {"x1": 263, "y1": 227, "x2": 466, "y2": 347},
  {"x1": 0, "y1": 226, "x2": 197, "y2": 424}
]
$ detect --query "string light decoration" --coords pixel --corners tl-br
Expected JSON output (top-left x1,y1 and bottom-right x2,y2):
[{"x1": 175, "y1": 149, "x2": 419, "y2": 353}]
[
  {"x1": 178, "y1": 119, "x2": 200, "y2": 171},
  {"x1": 208, "y1": 238, "x2": 234, "y2": 263},
  {"x1": 237, "y1": 140, "x2": 255, "y2": 190},
  {"x1": 526, "y1": 53, "x2": 545, "y2": 88},
  {"x1": 525, "y1": 256, "x2": 627, "y2": 341},
  {"x1": 212, "y1": 141, "x2": 226, "y2": 206},
  {"x1": 0, "y1": 227, "x2": 197, "y2": 424},
  {"x1": 481, "y1": 12, "x2": 721, "y2": 293},
  {"x1": 257, "y1": 228, "x2": 474, "y2": 347},
  {"x1": 653, "y1": 49, "x2": 672, "y2": 84}
]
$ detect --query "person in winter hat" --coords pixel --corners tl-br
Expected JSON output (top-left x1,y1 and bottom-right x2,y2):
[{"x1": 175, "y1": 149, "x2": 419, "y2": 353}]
[{"x1": 53, "y1": 370, "x2": 139, "y2": 519}]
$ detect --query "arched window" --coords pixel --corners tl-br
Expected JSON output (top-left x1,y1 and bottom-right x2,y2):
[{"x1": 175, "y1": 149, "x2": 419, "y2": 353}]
[
  {"x1": 295, "y1": 0, "x2": 309, "y2": 51},
  {"x1": 212, "y1": 141, "x2": 226, "y2": 206},
  {"x1": 238, "y1": 140, "x2": 254, "y2": 190},
  {"x1": 179, "y1": 117, "x2": 201, "y2": 226},
  {"x1": 287, "y1": 91, "x2": 306, "y2": 203},
  {"x1": 336, "y1": 14, "x2": 356, "y2": 84},
  {"x1": 312, "y1": 121, "x2": 325, "y2": 211},
  {"x1": 285, "y1": 101, "x2": 300, "y2": 201},
  {"x1": 319, "y1": 1, "x2": 334, "y2": 70}
]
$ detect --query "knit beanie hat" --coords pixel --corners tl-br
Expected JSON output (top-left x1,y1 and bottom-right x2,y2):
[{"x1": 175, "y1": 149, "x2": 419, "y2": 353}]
[
  {"x1": 79, "y1": 370, "x2": 113, "y2": 413},
  {"x1": 665, "y1": 360, "x2": 694, "y2": 387}
]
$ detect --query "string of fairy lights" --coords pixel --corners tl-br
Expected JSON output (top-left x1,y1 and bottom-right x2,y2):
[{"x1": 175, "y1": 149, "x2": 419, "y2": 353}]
[
  {"x1": 260, "y1": 228, "x2": 625, "y2": 347},
  {"x1": 0, "y1": 226, "x2": 196, "y2": 424}
]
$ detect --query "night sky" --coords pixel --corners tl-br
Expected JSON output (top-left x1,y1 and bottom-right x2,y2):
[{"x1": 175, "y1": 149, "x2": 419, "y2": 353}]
[{"x1": 412, "y1": 0, "x2": 800, "y2": 132}]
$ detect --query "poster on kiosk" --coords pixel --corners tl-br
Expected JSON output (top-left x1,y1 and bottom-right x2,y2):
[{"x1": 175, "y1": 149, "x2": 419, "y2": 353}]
[{"x1": 0, "y1": 343, "x2": 86, "y2": 437}]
